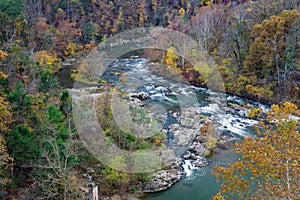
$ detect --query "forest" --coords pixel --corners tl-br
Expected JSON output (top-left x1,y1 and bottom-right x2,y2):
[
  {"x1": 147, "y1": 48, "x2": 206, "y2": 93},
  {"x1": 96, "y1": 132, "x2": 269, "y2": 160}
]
[{"x1": 0, "y1": 0, "x2": 299, "y2": 199}]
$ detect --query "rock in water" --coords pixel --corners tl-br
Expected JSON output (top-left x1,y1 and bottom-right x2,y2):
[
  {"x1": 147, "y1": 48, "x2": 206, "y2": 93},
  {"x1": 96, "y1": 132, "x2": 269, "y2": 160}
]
[{"x1": 142, "y1": 158, "x2": 183, "y2": 193}]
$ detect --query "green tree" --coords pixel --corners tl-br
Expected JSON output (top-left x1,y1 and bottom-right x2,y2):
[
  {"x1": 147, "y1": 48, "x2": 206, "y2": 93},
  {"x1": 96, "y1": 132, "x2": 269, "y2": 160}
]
[
  {"x1": 39, "y1": 70, "x2": 59, "y2": 95},
  {"x1": 82, "y1": 22, "x2": 97, "y2": 43},
  {"x1": 0, "y1": 0, "x2": 24, "y2": 20},
  {"x1": 35, "y1": 104, "x2": 79, "y2": 200},
  {"x1": 213, "y1": 102, "x2": 300, "y2": 200},
  {"x1": 6, "y1": 125, "x2": 40, "y2": 163},
  {"x1": 0, "y1": 0, "x2": 24, "y2": 42},
  {"x1": 8, "y1": 81, "x2": 32, "y2": 123},
  {"x1": 103, "y1": 155, "x2": 130, "y2": 196}
]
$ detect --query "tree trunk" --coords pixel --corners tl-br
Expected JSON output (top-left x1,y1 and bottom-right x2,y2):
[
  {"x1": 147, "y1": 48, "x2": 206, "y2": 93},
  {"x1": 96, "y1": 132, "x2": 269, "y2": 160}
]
[{"x1": 89, "y1": 183, "x2": 98, "y2": 200}]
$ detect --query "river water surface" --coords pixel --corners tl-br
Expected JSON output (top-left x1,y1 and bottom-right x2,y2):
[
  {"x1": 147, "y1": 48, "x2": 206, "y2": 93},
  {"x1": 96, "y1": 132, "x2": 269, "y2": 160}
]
[
  {"x1": 64, "y1": 57, "x2": 268, "y2": 200},
  {"x1": 99, "y1": 58, "x2": 268, "y2": 200}
]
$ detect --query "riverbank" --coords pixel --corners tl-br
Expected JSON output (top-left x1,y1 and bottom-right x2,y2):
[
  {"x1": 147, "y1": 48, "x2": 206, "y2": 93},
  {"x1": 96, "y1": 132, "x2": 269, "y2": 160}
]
[{"x1": 148, "y1": 60, "x2": 273, "y2": 106}]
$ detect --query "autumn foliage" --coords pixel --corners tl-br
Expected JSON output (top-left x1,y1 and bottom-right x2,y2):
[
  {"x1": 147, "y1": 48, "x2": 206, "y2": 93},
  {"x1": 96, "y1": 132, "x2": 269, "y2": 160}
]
[
  {"x1": 0, "y1": 135, "x2": 13, "y2": 187},
  {"x1": 0, "y1": 0, "x2": 300, "y2": 199},
  {"x1": 213, "y1": 102, "x2": 300, "y2": 200}
]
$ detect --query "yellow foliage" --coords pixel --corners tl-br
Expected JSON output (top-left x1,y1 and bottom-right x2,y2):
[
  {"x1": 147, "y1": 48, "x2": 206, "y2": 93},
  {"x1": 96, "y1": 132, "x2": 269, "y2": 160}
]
[
  {"x1": 0, "y1": 135, "x2": 14, "y2": 184},
  {"x1": 193, "y1": 61, "x2": 214, "y2": 84},
  {"x1": 70, "y1": 70, "x2": 78, "y2": 80},
  {"x1": 246, "y1": 8, "x2": 252, "y2": 13},
  {"x1": 35, "y1": 51, "x2": 59, "y2": 72},
  {"x1": 245, "y1": 10, "x2": 300, "y2": 89},
  {"x1": 200, "y1": 120, "x2": 218, "y2": 155},
  {"x1": 165, "y1": 47, "x2": 182, "y2": 75},
  {"x1": 0, "y1": 50, "x2": 8, "y2": 60},
  {"x1": 64, "y1": 42, "x2": 77, "y2": 57},
  {"x1": 200, "y1": 120, "x2": 215, "y2": 135},
  {"x1": 212, "y1": 193, "x2": 225, "y2": 200},
  {"x1": 247, "y1": 107, "x2": 263, "y2": 119},
  {"x1": 0, "y1": 71, "x2": 8, "y2": 80},
  {"x1": 0, "y1": 97, "x2": 12, "y2": 132},
  {"x1": 213, "y1": 102, "x2": 300, "y2": 199},
  {"x1": 245, "y1": 85, "x2": 273, "y2": 99},
  {"x1": 165, "y1": 47, "x2": 178, "y2": 67},
  {"x1": 154, "y1": 137, "x2": 162, "y2": 146},
  {"x1": 178, "y1": 8, "x2": 185, "y2": 15},
  {"x1": 206, "y1": 136, "x2": 218, "y2": 152}
]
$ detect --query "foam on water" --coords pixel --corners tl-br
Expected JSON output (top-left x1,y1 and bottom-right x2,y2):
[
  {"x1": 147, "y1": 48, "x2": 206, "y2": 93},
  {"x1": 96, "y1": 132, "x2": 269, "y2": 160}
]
[
  {"x1": 182, "y1": 160, "x2": 195, "y2": 177},
  {"x1": 218, "y1": 114, "x2": 257, "y2": 137},
  {"x1": 101, "y1": 58, "x2": 266, "y2": 140}
]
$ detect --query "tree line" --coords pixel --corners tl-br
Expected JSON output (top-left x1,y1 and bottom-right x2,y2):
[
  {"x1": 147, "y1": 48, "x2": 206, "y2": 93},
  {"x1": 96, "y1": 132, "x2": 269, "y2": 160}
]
[{"x1": 0, "y1": 0, "x2": 300, "y2": 199}]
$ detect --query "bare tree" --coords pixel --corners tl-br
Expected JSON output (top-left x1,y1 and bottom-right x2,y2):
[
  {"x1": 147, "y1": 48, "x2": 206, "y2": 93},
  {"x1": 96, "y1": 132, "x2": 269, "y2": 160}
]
[
  {"x1": 35, "y1": 124, "x2": 83, "y2": 200},
  {"x1": 23, "y1": 0, "x2": 43, "y2": 48},
  {"x1": 190, "y1": 5, "x2": 228, "y2": 54}
]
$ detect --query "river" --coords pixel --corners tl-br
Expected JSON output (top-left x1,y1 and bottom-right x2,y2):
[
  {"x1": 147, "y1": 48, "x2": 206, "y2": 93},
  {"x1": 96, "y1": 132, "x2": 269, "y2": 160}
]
[{"x1": 62, "y1": 57, "x2": 269, "y2": 200}]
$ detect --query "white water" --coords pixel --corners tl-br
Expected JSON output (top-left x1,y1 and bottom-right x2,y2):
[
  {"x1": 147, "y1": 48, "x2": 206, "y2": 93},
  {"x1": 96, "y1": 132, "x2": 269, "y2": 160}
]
[
  {"x1": 79, "y1": 58, "x2": 271, "y2": 199},
  {"x1": 182, "y1": 160, "x2": 196, "y2": 177}
]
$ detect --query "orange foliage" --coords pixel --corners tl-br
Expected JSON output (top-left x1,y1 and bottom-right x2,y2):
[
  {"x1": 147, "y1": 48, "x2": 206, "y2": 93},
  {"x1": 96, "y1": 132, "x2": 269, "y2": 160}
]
[
  {"x1": 213, "y1": 102, "x2": 300, "y2": 199},
  {"x1": 0, "y1": 50, "x2": 8, "y2": 60}
]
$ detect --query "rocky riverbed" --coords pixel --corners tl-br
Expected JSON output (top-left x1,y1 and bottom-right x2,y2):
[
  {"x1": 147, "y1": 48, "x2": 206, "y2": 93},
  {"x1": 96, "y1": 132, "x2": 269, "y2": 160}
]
[
  {"x1": 123, "y1": 92, "x2": 250, "y2": 193},
  {"x1": 68, "y1": 58, "x2": 269, "y2": 198},
  {"x1": 69, "y1": 87, "x2": 265, "y2": 194}
]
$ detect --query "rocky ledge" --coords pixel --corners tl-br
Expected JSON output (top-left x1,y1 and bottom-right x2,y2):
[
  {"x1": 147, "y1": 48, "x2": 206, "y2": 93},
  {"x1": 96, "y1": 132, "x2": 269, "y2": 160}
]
[
  {"x1": 127, "y1": 91, "x2": 255, "y2": 194},
  {"x1": 142, "y1": 158, "x2": 184, "y2": 192}
]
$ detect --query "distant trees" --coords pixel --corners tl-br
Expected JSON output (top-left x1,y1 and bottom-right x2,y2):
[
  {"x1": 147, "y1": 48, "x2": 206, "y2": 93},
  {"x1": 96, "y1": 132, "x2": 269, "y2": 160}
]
[
  {"x1": 213, "y1": 102, "x2": 300, "y2": 199},
  {"x1": 0, "y1": 97, "x2": 12, "y2": 133},
  {"x1": 248, "y1": 0, "x2": 300, "y2": 24},
  {"x1": 190, "y1": 4, "x2": 228, "y2": 53},
  {"x1": 162, "y1": 1, "x2": 300, "y2": 104},
  {"x1": 244, "y1": 10, "x2": 300, "y2": 102},
  {"x1": 0, "y1": 135, "x2": 13, "y2": 197},
  {"x1": 0, "y1": 0, "x2": 24, "y2": 43},
  {"x1": 222, "y1": 4, "x2": 251, "y2": 69},
  {"x1": 23, "y1": 0, "x2": 43, "y2": 45},
  {"x1": 0, "y1": 70, "x2": 12, "y2": 133},
  {"x1": 1, "y1": 0, "x2": 300, "y2": 198}
]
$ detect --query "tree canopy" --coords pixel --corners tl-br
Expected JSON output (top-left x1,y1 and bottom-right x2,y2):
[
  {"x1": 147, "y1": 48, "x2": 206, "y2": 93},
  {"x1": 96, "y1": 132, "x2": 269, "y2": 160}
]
[{"x1": 213, "y1": 102, "x2": 300, "y2": 200}]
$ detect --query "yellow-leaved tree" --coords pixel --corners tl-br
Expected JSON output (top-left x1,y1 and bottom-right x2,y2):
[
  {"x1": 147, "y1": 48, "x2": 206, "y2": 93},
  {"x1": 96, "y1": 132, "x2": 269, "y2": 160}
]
[
  {"x1": 213, "y1": 102, "x2": 300, "y2": 200},
  {"x1": 165, "y1": 47, "x2": 181, "y2": 74},
  {"x1": 0, "y1": 50, "x2": 8, "y2": 60},
  {"x1": 35, "y1": 51, "x2": 60, "y2": 72},
  {"x1": 0, "y1": 97, "x2": 13, "y2": 133},
  {"x1": 0, "y1": 135, "x2": 14, "y2": 189}
]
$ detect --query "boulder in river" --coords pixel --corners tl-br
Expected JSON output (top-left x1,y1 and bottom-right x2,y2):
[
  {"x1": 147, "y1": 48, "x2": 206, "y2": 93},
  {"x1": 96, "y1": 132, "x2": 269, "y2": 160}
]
[
  {"x1": 142, "y1": 158, "x2": 183, "y2": 193},
  {"x1": 193, "y1": 158, "x2": 209, "y2": 167},
  {"x1": 128, "y1": 97, "x2": 144, "y2": 107},
  {"x1": 129, "y1": 92, "x2": 150, "y2": 100}
]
